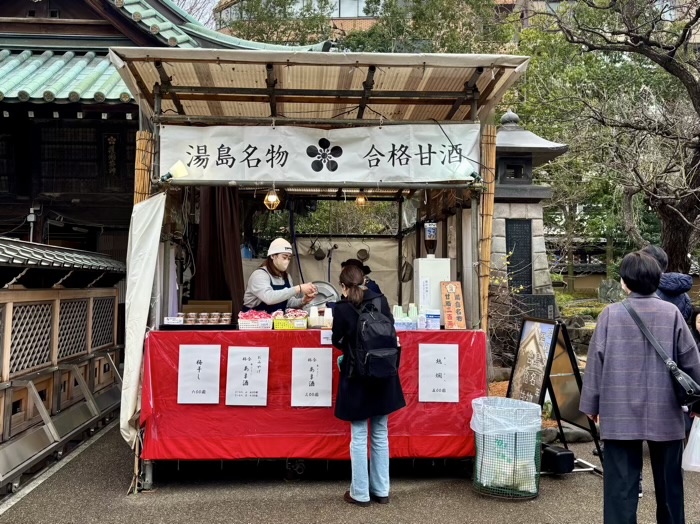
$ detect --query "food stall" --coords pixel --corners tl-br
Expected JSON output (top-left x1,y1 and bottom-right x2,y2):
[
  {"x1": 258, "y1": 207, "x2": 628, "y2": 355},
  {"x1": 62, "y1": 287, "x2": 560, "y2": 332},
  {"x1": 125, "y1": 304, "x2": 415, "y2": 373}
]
[{"x1": 109, "y1": 47, "x2": 529, "y2": 486}]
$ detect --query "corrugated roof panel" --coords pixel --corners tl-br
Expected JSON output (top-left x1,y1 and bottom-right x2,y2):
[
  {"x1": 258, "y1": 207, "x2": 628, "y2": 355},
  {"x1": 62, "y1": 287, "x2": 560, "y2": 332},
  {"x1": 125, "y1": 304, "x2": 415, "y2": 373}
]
[
  {"x1": 217, "y1": 101, "x2": 268, "y2": 118},
  {"x1": 110, "y1": 48, "x2": 529, "y2": 123}
]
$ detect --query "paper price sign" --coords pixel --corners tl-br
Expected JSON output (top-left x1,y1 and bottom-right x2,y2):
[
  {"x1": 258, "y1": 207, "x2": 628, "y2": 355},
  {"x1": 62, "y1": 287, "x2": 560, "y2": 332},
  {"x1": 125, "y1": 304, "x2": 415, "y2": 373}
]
[
  {"x1": 226, "y1": 347, "x2": 269, "y2": 406},
  {"x1": 291, "y1": 347, "x2": 332, "y2": 407},
  {"x1": 419, "y1": 344, "x2": 459, "y2": 403},
  {"x1": 177, "y1": 345, "x2": 221, "y2": 404}
]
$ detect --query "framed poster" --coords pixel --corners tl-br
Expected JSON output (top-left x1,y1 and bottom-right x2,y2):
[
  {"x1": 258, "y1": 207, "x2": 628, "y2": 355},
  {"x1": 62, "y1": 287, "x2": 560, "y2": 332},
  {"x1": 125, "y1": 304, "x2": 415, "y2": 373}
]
[{"x1": 506, "y1": 318, "x2": 557, "y2": 405}]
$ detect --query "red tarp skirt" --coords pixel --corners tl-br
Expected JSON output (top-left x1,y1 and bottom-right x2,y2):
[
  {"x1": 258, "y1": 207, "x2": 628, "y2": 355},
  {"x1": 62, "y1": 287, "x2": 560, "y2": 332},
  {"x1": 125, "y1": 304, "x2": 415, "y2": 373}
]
[{"x1": 141, "y1": 329, "x2": 486, "y2": 460}]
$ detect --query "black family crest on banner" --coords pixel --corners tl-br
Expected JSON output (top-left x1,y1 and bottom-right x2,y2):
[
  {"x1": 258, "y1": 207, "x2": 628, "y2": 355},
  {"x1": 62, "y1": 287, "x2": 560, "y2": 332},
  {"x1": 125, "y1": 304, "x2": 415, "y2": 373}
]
[{"x1": 506, "y1": 317, "x2": 603, "y2": 475}]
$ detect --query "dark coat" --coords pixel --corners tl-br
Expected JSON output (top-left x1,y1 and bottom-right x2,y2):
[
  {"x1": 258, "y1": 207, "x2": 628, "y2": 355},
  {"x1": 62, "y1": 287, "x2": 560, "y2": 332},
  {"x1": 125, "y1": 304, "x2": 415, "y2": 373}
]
[
  {"x1": 657, "y1": 272, "x2": 693, "y2": 321},
  {"x1": 332, "y1": 289, "x2": 406, "y2": 422}
]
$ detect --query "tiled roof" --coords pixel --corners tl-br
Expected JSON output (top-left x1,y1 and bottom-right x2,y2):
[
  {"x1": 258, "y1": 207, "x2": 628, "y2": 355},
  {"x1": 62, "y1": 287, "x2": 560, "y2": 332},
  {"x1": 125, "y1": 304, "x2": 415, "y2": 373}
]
[
  {"x1": 112, "y1": 0, "x2": 199, "y2": 48},
  {"x1": 0, "y1": 49, "x2": 132, "y2": 104},
  {"x1": 0, "y1": 237, "x2": 126, "y2": 273},
  {"x1": 111, "y1": 0, "x2": 331, "y2": 51}
]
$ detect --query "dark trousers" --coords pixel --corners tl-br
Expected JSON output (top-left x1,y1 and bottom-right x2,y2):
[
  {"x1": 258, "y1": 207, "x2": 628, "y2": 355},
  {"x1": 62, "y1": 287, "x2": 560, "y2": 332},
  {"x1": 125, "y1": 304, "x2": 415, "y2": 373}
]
[{"x1": 603, "y1": 439, "x2": 685, "y2": 524}]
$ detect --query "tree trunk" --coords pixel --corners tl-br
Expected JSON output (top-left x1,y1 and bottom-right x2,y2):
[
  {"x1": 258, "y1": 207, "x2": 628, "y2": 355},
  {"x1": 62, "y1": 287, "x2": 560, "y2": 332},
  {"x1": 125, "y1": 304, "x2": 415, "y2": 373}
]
[
  {"x1": 660, "y1": 216, "x2": 693, "y2": 273},
  {"x1": 655, "y1": 149, "x2": 700, "y2": 273},
  {"x1": 606, "y1": 234, "x2": 614, "y2": 279},
  {"x1": 566, "y1": 248, "x2": 575, "y2": 291}
]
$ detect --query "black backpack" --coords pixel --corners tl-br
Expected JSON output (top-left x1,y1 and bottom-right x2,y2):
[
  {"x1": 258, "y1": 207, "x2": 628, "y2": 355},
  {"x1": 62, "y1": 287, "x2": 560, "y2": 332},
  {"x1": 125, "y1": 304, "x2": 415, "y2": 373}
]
[{"x1": 350, "y1": 297, "x2": 400, "y2": 379}]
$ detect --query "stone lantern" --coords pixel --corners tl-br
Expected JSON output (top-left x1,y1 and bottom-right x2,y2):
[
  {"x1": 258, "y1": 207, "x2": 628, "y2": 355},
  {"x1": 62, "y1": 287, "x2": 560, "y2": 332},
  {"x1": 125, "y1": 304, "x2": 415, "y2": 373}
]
[{"x1": 491, "y1": 110, "x2": 568, "y2": 311}]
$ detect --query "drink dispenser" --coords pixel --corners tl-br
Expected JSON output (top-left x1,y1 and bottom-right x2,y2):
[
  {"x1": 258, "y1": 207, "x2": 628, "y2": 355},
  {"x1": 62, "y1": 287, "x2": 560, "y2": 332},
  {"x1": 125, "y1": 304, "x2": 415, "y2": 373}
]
[{"x1": 414, "y1": 221, "x2": 452, "y2": 324}]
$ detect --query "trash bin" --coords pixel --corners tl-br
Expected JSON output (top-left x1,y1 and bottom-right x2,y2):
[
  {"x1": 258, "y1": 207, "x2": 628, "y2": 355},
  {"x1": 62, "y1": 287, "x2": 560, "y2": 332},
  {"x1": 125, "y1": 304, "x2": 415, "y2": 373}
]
[{"x1": 470, "y1": 397, "x2": 542, "y2": 499}]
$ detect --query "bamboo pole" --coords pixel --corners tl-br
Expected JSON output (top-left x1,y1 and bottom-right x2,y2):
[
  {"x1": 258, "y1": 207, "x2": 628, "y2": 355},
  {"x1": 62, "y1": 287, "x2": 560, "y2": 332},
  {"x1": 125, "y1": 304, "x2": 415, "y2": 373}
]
[
  {"x1": 479, "y1": 125, "x2": 497, "y2": 333},
  {"x1": 134, "y1": 130, "x2": 154, "y2": 205}
]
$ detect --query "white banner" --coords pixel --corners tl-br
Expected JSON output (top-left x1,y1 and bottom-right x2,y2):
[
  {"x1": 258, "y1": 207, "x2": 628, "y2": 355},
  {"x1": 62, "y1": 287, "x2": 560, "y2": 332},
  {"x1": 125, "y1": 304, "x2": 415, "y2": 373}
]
[{"x1": 160, "y1": 124, "x2": 480, "y2": 184}]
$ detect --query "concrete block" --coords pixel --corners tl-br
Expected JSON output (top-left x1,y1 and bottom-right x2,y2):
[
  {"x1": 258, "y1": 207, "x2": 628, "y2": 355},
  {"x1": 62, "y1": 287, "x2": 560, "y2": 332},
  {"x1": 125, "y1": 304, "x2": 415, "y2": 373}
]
[
  {"x1": 493, "y1": 203, "x2": 510, "y2": 218},
  {"x1": 491, "y1": 236, "x2": 506, "y2": 255},
  {"x1": 527, "y1": 204, "x2": 543, "y2": 219},
  {"x1": 508, "y1": 204, "x2": 529, "y2": 219},
  {"x1": 532, "y1": 236, "x2": 546, "y2": 254},
  {"x1": 534, "y1": 269, "x2": 552, "y2": 288},
  {"x1": 532, "y1": 252, "x2": 549, "y2": 272},
  {"x1": 493, "y1": 218, "x2": 506, "y2": 238},
  {"x1": 532, "y1": 219, "x2": 544, "y2": 236}
]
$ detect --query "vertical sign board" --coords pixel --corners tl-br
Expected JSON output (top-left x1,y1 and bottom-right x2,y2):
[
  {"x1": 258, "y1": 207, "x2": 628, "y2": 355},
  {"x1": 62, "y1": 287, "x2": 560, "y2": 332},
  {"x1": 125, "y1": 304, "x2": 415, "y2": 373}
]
[
  {"x1": 419, "y1": 344, "x2": 460, "y2": 403},
  {"x1": 507, "y1": 318, "x2": 602, "y2": 455},
  {"x1": 291, "y1": 347, "x2": 333, "y2": 407},
  {"x1": 548, "y1": 325, "x2": 591, "y2": 431},
  {"x1": 507, "y1": 319, "x2": 557, "y2": 405},
  {"x1": 441, "y1": 282, "x2": 467, "y2": 330},
  {"x1": 178, "y1": 345, "x2": 221, "y2": 404},
  {"x1": 226, "y1": 347, "x2": 270, "y2": 406}
]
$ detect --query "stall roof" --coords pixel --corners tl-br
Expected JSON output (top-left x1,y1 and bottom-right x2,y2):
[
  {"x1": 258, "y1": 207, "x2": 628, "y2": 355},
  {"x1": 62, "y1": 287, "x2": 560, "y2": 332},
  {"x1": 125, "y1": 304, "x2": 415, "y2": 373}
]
[
  {"x1": 0, "y1": 237, "x2": 125, "y2": 272},
  {"x1": 108, "y1": 47, "x2": 529, "y2": 125}
]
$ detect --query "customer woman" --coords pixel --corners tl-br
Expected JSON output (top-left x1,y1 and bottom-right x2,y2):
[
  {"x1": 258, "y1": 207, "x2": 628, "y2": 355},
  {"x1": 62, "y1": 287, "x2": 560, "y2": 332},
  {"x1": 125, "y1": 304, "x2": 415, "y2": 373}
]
[
  {"x1": 331, "y1": 264, "x2": 406, "y2": 507},
  {"x1": 242, "y1": 238, "x2": 317, "y2": 313},
  {"x1": 580, "y1": 251, "x2": 700, "y2": 524}
]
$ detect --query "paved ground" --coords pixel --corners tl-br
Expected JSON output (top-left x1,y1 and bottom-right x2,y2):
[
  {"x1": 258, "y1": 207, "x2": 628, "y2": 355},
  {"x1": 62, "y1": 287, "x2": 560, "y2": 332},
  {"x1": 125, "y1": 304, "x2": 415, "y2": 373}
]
[{"x1": 1, "y1": 425, "x2": 699, "y2": 524}]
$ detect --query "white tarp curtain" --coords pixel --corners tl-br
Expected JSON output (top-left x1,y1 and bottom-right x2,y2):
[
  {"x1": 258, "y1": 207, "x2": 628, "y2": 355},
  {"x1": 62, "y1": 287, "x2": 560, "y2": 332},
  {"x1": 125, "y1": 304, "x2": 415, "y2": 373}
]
[
  {"x1": 120, "y1": 193, "x2": 166, "y2": 447},
  {"x1": 160, "y1": 124, "x2": 480, "y2": 185}
]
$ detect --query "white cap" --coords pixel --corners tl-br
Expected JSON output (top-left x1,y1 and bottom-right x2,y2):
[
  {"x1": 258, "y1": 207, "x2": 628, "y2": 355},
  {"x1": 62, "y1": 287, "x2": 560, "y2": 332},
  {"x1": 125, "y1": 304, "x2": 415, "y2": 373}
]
[{"x1": 267, "y1": 238, "x2": 293, "y2": 257}]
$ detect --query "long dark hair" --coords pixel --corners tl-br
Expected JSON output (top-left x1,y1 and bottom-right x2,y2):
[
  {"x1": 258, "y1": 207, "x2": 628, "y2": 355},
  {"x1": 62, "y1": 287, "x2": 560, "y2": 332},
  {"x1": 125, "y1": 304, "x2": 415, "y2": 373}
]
[
  {"x1": 340, "y1": 265, "x2": 365, "y2": 307},
  {"x1": 262, "y1": 256, "x2": 287, "y2": 279}
]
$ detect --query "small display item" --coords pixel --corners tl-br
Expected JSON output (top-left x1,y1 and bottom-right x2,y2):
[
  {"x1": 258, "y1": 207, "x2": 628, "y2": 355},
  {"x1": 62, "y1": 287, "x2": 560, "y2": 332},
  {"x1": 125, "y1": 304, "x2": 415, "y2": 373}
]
[
  {"x1": 238, "y1": 310, "x2": 273, "y2": 330},
  {"x1": 273, "y1": 309, "x2": 309, "y2": 330}
]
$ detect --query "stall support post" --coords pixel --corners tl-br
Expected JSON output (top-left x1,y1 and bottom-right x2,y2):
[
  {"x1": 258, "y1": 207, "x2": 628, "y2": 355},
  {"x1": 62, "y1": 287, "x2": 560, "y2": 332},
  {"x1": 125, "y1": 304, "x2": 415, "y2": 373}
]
[
  {"x1": 479, "y1": 124, "x2": 497, "y2": 333},
  {"x1": 471, "y1": 196, "x2": 480, "y2": 329},
  {"x1": 397, "y1": 197, "x2": 403, "y2": 306},
  {"x1": 456, "y1": 192, "x2": 464, "y2": 285},
  {"x1": 152, "y1": 83, "x2": 162, "y2": 185},
  {"x1": 143, "y1": 460, "x2": 154, "y2": 491}
]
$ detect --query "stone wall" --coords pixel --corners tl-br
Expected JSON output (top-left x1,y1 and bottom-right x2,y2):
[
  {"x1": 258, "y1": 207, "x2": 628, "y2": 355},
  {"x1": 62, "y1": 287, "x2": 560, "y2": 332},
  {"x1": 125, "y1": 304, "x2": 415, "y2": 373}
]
[
  {"x1": 566, "y1": 326, "x2": 594, "y2": 356},
  {"x1": 491, "y1": 202, "x2": 553, "y2": 295}
]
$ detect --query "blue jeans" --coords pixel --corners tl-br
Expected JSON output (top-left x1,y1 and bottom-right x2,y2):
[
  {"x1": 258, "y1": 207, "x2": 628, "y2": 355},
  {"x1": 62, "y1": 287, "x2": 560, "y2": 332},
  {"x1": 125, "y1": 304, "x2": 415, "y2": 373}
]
[{"x1": 350, "y1": 415, "x2": 390, "y2": 502}]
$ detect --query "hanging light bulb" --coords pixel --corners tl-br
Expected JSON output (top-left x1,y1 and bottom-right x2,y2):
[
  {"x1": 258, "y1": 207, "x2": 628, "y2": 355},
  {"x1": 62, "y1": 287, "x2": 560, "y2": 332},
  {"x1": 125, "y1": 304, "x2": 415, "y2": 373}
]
[
  {"x1": 355, "y1": 189, "x2": 368, "y2": 207},
  {"x1": 264, "y1": 186, "x2": 281, "y2": 210}
]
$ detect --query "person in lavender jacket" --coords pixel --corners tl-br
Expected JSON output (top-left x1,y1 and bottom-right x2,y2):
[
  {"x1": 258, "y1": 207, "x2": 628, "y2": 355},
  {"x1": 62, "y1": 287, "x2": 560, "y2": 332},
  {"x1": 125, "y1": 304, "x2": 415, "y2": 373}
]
[{"x1": 580, "y1": 251, "x2": 700, "y2": 524}]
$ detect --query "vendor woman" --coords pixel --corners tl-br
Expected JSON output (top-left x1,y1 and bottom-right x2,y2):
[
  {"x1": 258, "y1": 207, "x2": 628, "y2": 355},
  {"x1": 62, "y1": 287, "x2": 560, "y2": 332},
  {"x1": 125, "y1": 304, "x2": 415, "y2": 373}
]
[{"x1": 242, "y1": 238, "x2": 317, "y2": 313}]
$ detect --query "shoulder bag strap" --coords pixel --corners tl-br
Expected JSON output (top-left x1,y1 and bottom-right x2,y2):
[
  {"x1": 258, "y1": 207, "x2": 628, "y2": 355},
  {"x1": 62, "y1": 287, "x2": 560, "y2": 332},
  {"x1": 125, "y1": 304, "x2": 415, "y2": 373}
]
[{"x1": 622, "y1": 299, "x2": 674, "y2": 365}]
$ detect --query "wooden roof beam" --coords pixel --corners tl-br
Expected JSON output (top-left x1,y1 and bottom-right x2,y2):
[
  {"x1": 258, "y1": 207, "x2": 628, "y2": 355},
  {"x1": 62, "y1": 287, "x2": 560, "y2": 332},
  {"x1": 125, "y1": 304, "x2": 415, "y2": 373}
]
[
  {"x1": 169, "y1": 85, "x2": 467, "y2": 99},
  {"x1": 357, "y1": 65, "x2": 376, "y2": 120},
  {"x1": 155, "y1": 60, "x2": 185, "y2": 115},
  {"x1": 446, "y1": 67, "x2": 483, "y2": 120},
  {"x1": 266, "y1": 63, "x2": 277, "y2": 118},
  {"x1": 470, "y1": 69, "x2": 504, "y2": 119}
]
